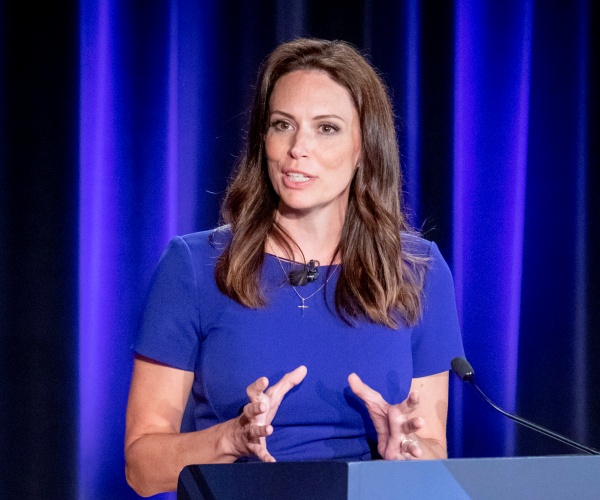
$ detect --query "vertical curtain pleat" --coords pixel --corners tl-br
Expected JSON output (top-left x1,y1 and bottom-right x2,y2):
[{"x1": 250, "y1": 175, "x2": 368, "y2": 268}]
[
  {"x1": 516, "y1": 0, "x2": 591, "y2": 455},
  {"x1": 403, "y1": 0, "x2": 421, "y2": 222},
  {"x1": 80, "y1": 1, "x2": 172, "y2": 498},
  {"x1": 573, "y1": 0, "x2": 590, "y2": 444},
  {"x1": 453, "y1": 0, "x2": 533, "y2": 457},
  {"x1": 0, "y1": 2, "x2": 79, "y2": 497}
]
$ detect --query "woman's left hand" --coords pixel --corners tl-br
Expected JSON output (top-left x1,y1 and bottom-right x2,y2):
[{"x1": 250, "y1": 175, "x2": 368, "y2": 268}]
[{"x1": 348, "y1": 373, "x2": 425, "y2": 460}]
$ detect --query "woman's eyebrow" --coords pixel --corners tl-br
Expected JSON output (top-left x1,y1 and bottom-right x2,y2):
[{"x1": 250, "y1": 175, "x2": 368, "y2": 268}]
[
  {"x1": 269, "y1": 110, "x2": 294, "y2": 118},
  {"x1": 270, "y1": 110, "x2": 345, "y2": 122},
  {"x1": 313, "y1": 114, "x2": 344, "y2": 121}
]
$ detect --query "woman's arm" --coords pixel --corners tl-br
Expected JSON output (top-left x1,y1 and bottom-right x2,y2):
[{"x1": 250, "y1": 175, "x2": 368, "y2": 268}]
[
  {"x1": 348, "y1": 370, "x2": 449, "y2": 460},
  {"x1": 125, "y1": 356, "x2": 234, "y2": 496},
  {"x1": 125, "y1": 356, "x2": 307, "y2": 497},
  {"x1": 404, "y1": 371, "x2": 449, "y2": 459}
]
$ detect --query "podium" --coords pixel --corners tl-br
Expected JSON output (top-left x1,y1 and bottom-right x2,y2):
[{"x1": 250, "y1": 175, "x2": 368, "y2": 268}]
[{"x1": 178, "y1": 455, "x2": 600, "y2": 499}]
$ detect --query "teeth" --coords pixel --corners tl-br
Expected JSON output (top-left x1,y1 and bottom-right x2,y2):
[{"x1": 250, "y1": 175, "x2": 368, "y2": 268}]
[{"x1": 287, "y1": 173, "x2": 310, "y2": 182}]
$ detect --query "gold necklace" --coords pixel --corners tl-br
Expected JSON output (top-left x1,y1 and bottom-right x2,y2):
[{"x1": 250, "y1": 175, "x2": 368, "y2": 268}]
[{"x1": 268, "y1": 244, "x2": 340, "y2": 316}]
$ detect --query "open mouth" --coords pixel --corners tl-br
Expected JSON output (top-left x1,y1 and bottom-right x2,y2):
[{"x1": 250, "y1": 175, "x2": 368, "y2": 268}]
[{"x1": 286, "y1": 172, "x2": 311, "y2": 183}]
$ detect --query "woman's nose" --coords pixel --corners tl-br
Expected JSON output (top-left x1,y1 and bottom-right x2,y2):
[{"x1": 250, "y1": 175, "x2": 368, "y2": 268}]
[{"x1": 288, "y1": 128, "x2": 311, "y2": 158}]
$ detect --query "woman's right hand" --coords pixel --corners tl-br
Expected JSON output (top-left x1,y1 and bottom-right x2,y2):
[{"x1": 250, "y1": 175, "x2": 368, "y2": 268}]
[{"x1": 227, "y1": 365, "x2": 307, "y2": 462}]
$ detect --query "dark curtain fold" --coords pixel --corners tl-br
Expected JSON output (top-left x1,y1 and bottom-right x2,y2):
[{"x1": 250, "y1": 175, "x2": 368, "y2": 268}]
[
  {"x1": 1, "y1": 1, "x2": 598, "y2": 498},
  {"x1": 587, "y1": 0, "x2": 600, "y2": 452},
  {"x1": 517, "y1": 0, "x2": 598, "y2": 455},
  {"x1": 0, "y1": 1, "x2": 79, "y2": 497}
]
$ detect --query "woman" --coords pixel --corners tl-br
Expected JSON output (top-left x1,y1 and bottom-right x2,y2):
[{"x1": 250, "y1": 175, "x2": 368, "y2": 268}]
[{"x1": 125, "y1": 38, "x2": 463, "y2": 496}]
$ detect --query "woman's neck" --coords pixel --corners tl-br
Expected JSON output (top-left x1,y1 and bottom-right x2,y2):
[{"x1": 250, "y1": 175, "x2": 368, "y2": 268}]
[{"x1": 269, "y1": 207, "x2": 345, "y2": 264}]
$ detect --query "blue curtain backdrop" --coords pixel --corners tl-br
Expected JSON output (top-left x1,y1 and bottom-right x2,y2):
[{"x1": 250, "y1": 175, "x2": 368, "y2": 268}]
[{"x1": 1, "y1": 0, "x2": 599, "y2": 498}]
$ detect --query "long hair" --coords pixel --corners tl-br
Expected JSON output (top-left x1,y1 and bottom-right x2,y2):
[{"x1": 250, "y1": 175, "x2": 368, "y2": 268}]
[{"x1": 215, "y1": 38, "x2": 428, "y2": 327}]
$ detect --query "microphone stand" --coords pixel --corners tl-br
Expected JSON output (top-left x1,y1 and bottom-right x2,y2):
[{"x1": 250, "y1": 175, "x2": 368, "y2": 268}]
[
  {"x1": 468, "y1": 381, "x2": 599, "y2": 455},
  {"x1": 452, "y1": 357, "x2": 600, "y2": 455}
]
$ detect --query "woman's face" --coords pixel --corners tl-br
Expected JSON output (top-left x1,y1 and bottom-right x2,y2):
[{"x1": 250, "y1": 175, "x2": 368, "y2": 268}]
[{"x1": 265, "y1": 70, "x2": 361, "y2": 220}]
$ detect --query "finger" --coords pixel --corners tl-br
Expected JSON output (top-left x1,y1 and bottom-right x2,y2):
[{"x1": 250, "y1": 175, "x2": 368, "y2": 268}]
[
  {"x1": 258, "y1": 449, "x2": 277, "y2": 463},
  {"x1": 405, "y1": 390, "x2": 420, "y2": 410},
  {"x1": 391, "y1": 390, "x2": 420, "y2": 417},
  {"x1": 386, "y1": 405, "x2": 407, "y2": 454},
  {"x1": 246, "y1": 378, "x2": 270, "y2": 426},
  {"x1": 401, "y1": 438, "x2": 423, "y2": 459},
  {"x1": 347, "y1": 373, "x2": 388, "y2": 408},
  {"x1": 265, "y1": 365, "x2": 307, "y2": 402},
  {"x1": 387, "y1": 403, "x2": 424, "y2": 434},
  {"x1": 348, "y1": 373, "x2": 392, "y2": 451},
  {"x1": 401, "y1": 416, "x2": 425, "y2": 435},
  {"x1": 242, "y1": 401, "x2": 267, "y2": 419},
  {"x1": 386, "y1": 392, "x2": 424, "y2": 456},
  {"x1": 247, "y1": 424, "x2": 273, "y2": 439},
  {"x1": 249, "y1": 443, "x2": 276, "y2": 463},
  {"x1": 246, "y1": 376, "x2": 269, "y2": 400}
]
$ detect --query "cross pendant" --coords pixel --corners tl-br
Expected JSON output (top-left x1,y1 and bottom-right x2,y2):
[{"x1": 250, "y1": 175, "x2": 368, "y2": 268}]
[{"x1": 298, "y1": 299, "x2": 308, "y2": 316}]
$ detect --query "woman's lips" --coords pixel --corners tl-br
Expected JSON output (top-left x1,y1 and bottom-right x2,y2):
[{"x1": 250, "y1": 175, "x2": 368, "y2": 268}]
[
  {"x1": 286, "y1": 172, "x2": 310, "y2": 182},
  {"x1": 281, "y1": 170, "x2": 315, "y2": 188}
]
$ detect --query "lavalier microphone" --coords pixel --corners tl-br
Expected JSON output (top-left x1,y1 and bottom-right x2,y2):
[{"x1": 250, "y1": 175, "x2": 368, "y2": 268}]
[{"x1": 289, "y1": 260, "x2": 320, "y2": 286}]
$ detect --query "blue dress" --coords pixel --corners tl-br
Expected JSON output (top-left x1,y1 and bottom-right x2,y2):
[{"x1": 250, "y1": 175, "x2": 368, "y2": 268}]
[{"x1": 134, "y1": 228, "x2": 464, "y2": 461}]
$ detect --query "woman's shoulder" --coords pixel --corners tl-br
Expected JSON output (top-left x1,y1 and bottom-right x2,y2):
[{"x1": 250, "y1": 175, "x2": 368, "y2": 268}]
[
  {"x1": 400, "y1": 231, "x2": 435, "y2": 258},
  {"x1": 155, "y1": 227, "x2": 232, "y2": 270},
  {"x1": 176, "y1": 225, "x2": 232, "y2": 254},
  {"x1": 400, "y1": 232, "x2": 451, "y2": 276}
]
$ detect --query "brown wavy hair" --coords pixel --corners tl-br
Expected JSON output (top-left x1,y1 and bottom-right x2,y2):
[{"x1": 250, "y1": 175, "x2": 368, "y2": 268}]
[{"x1": 215, "y1": 38, "x2": 428, "y2": 327}]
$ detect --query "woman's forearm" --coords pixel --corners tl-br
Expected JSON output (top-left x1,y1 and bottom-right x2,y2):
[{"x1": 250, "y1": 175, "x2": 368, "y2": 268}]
[{"x1": 125, "y1": 419, "x2": 238, "y2": 497}]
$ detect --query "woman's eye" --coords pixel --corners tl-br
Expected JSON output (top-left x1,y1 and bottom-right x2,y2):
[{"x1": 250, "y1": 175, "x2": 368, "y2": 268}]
[
  {"x1": 319, "y1": 123, "x2": 339, "y2": 134},
  {"x1": 271, "y1": 120, "x2": 291, "y2": 131}
]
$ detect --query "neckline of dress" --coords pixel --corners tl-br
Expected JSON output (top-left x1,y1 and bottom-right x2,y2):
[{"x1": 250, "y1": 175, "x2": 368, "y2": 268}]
[{"x1": 264, "y1": 252, "x2": 340, "y2": 268}]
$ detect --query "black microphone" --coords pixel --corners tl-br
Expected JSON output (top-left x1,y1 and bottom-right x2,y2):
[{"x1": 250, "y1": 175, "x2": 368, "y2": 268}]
[
  {"x1": 289, "y1": 260, "x2": 320, "y2": 286},
  {"x1": 306, "y1": 260, "x2": 319, "y2": 282},
  {"x1": 451, "y1": 357, "x2": 600, "y2": 455}
]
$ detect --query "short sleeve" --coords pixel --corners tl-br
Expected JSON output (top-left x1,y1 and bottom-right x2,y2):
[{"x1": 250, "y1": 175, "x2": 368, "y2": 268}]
[
  {"x1": 411, "y1": 241, "x2": 464, "y2": 377},
  {"x1": 134, "y1": 236, "x2": 200, "y2": 371}
]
